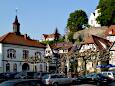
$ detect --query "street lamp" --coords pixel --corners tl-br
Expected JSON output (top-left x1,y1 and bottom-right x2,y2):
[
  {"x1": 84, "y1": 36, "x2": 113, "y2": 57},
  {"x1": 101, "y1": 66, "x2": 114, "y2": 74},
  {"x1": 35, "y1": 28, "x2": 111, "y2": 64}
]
[
  {"x1": 53, "y1": 53, "x2": 60, "y2": 73},
  {"x1": 69, "y1": 57, "x2": 78, "y2": 77},
  {"x1": 44, "y1": 56, "x2": 51, "y2": 72},
  {"x1": 79, "y1": 51, "x2": 87, "y2": 75}
]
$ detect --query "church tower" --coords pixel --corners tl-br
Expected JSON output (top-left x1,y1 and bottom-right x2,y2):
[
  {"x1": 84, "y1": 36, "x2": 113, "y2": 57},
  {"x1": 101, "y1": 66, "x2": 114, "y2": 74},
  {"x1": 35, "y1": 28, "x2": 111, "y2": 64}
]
[{"x1": 13, "y1": 15, "x2": 21, "y2": 35}]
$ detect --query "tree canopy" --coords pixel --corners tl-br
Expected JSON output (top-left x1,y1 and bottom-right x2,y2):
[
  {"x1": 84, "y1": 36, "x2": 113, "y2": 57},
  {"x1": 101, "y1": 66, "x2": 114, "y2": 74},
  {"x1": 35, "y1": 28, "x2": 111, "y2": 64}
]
[
  {"x1": 97, "y1": 0, "x2": 115, "y2": 26},
  {"x1": 67, "y1": 10, "x2": 88, "y2": 32}
]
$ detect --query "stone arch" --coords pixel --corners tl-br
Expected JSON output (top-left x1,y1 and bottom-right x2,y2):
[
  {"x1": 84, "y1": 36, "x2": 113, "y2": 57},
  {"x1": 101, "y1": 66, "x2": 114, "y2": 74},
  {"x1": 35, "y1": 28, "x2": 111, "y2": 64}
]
[{"x1": 22, "y1": 63, "x2": 29, "y2": 71}]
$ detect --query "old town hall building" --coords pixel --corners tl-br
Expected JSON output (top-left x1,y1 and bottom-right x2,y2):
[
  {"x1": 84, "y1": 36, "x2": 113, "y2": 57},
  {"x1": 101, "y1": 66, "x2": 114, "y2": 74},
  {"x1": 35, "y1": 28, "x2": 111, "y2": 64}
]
[{"x1": 0, "y1": 16, "x2": 46, "y2": 73}]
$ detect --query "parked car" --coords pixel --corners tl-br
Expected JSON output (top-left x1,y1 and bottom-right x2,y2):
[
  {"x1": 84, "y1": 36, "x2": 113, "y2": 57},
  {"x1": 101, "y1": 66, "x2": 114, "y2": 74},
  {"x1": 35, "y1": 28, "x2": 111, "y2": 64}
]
[
  {"x1": 77, "y1": 73, "x2": 114, "y2": 85},
  {"x1": 0, "y1": 73, "x2": 8, "y2": 79},
  {"x1": 26, "y1": 72, "x2": 36, "y2": 79},
  {"x1": 101, "y1": 71, "x2": 115, "y2": 79},
  {"x1": 0, "y1": 72, "x2": 19, "y2": 83},
  {"x1": 5, "y1": 72, "x2": 19, "y2": 79},
  {"x1": 0, "y1": 79, "x2": 44, "y2": 86},
  {"x1": 14, "y1": 71, "x2": 27, "y2": 79},
  {"x1": 96, "y1": 73, "x2": 114, "y2": 86},
  {"x1": 42, "y1": 73, "x2": 77, "y2": 86},
  {"x1": 77, "y1": 73, "x2": 98, "y2": 84},
  {"x1": 108, "y1": 82, "x2": 115, "y2": 86},
  {"x1": 33, "y1": 72, "x2": 50, "y2": 79},
  {"x1": 14, "y1": 71, "x2": 36, "y2": 79}
]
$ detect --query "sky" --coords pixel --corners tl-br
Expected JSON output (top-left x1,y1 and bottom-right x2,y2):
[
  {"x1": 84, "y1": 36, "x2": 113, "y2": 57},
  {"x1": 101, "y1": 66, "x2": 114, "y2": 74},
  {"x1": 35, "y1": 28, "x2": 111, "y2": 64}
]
[{"x1": 0, "y1": 0, "x2": 99, "y2": 40}]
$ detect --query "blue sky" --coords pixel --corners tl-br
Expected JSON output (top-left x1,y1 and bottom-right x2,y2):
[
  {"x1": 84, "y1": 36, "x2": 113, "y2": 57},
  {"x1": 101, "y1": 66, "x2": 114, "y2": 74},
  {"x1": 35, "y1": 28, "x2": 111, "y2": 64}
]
[{"x1": 0, "y1": 0, "x2": 99, "y2": 40}]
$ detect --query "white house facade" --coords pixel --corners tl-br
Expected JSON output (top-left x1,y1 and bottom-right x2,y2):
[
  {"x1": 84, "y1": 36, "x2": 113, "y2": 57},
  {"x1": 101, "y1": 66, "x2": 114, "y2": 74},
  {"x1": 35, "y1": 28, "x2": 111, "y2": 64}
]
[
  {"x1": 41, "y1": 28, "x2": 61, "y2": 42},
  {"x1": 78, "y1": 43, "x2": 97, "y2": 73},
  {"x1": 109, "y1": 43, "x2": 115, "y2": 66},
  {"x1": 105, "y1": 25, "x2": 115, "y2": 70},
  {"x1": 88, "y1": 9, "x2": 101, "y2": 27},
  {"x1": 77, "y1": 35, "x2": 112, "y2": 73},
  {"x1": 105, "y1": 25, "x2": 115, "y2": 42},
  {"x1": 1, "y1": 43, "x2": 46, "y2": 72},
  {"x1": 0, "y1": 16, "x2": 46, "y2": 73}
]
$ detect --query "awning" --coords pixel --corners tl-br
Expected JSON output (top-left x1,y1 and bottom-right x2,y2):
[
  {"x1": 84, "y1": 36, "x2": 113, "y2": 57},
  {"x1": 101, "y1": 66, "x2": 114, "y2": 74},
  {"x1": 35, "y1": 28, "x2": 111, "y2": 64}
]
[{"x1": 96, "y1": 64, "x2": 115, "y2": 68}]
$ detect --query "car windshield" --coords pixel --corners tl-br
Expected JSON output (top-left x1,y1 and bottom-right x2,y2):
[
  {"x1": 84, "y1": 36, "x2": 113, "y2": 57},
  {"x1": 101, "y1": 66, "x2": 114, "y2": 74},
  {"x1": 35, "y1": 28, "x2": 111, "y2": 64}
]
[
  {"x1": 102, "y1": 73, "x2": 107, "y2": 76},
  {"x1": 97, "y1": 73, "x2": 107, "y2": 78},
  {"x1": 41, "y1": 73, "x2": 49, "y2": 76},
  {"x1": 34, "y1": 73, "x2": 40, "y2": 76},
  {"x1": 42, "y1": 74, "x2": 49, "y2": 79},
  {"x1": 113, "y1": 72, "x2": 115, "y2": 75},
  {"x1": 27, "y1": 72, "x2": 35, "y2": 76},
  {"x1": 108, "y1": 73, "x2": 111, "y2": 75}
]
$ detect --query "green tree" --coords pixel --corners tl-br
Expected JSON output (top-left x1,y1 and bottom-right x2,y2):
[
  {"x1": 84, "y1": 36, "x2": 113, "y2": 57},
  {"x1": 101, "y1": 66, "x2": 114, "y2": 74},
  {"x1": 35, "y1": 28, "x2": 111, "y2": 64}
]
[
  {"x1": 97, "y1": 0, "x2": 115, "y2": 26},
  {"x1": 74, "y1": 49, "x2": 112, "y2": 75},
  {"x1": 76, "y1": 34, "x2": 84, "y2": 43},
  {"x1": 67, "y1": 32, "x2": 75, "y2": 43},
  {"x1": 67, "y1": 10, "x2": 88, "y2": 32}
]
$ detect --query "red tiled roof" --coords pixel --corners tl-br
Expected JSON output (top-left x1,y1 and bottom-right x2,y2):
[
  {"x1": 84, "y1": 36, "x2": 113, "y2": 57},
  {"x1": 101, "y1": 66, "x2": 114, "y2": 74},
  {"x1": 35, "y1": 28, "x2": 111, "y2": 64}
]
[
  {"x1": 0, "y1": 32, "x2": 45, "y2": 48},
  {"x1": 83, "y1": 35, "x2": 94, "y2": 44},
  {"x1": 92, "y1": 35, "x2": 112, "y2": 50},
  {"x1": 43, "y1": 33, "x2": 60, "y2": 39},
  {"x1": 51, "y1": 42, "x2": 72, "y2": 49},
  {"x1": 105, "y1": 25, "x2": 115, "y2": 36},
  {"x1": 82, "y1": 34, "x2": 112, "y2": 50}
]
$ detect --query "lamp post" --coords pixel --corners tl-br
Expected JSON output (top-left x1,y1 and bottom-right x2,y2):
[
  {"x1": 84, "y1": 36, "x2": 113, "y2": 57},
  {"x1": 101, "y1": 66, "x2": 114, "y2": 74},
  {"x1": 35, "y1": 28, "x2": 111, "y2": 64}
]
[
  {"x1": 70, "y1": 57, "x2": 74, "y2": 77},
  {"x1": 79, "y1": 51, "x2": 88, "y2": 75},
  {"x1": 69, "y1": 57, "x2": 78, "y2": 77},
  {"x1": 44, "y1": 56, "x2": 51, "y2": 72},
  {"x1": 53, "y1": 53, "x2": 60, "y2": 73}
]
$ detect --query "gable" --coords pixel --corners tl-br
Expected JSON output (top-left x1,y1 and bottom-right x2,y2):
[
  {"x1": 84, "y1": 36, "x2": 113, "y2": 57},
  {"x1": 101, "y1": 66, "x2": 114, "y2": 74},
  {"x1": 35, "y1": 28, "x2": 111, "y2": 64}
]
[
  {"x1": 105, "y1": 25, "x2": 115, "y2": 36},
  {"x1": 92, "y1": 35, "x2": 112, "y2": 50},
  {"x1": 110, "y1": 42, "x2": 115, "y2": 51},
  {"x1": 98, "y1": 40, "x2": 107, "y2": 49}
]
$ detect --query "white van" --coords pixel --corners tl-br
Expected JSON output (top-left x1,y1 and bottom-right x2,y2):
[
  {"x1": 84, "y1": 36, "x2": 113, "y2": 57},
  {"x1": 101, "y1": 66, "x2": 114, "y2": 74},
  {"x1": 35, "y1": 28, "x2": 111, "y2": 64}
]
[{"x1": 101, "y1": 71, "x2": 115, "y2": 79}]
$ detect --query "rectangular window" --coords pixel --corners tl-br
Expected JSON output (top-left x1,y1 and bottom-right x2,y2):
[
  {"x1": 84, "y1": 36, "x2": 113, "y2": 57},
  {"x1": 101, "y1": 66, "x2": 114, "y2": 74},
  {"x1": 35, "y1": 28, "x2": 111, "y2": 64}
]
[{"x1": 23, "y1": 50, "x2": 29, "y2": 59}]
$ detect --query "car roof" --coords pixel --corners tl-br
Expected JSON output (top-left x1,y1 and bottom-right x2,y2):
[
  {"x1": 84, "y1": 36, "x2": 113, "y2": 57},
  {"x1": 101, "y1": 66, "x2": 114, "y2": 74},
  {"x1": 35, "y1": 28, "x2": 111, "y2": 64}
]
[
  {"x1": 48, "y1": 73, "x2": 64, "y2": 75},
  {"x1": 101, "y1": 71, "x2": 113, "y2": 73},
  {"x1": 2, "y1": 79, "x2": 41, "y2": 83}
]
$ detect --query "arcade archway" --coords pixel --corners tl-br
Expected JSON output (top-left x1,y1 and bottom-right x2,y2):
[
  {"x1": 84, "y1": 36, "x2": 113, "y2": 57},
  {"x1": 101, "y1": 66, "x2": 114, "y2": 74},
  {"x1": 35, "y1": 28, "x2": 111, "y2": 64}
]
[{"x1": 22, "y1": 63, "x2": 29, "y2": 71}]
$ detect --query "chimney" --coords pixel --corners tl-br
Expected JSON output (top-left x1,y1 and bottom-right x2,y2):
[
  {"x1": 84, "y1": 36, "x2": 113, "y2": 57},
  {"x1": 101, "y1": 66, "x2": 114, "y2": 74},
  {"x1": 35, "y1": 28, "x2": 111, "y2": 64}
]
[{"x1": 24, "y1": 34, "x2": 28, "y2": 39}]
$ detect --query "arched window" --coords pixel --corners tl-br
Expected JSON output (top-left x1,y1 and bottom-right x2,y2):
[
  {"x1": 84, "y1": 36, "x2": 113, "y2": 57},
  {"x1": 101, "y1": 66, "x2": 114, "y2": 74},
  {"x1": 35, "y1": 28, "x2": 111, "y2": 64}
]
[
  {"x1": 35, "y1": 52, "x2": 41, "y2": 58},
  {"x1": 7, "y1": 49, "x2": 16, "y2": 58},
  {"x1": 23, "y1": 50, "x2": 29, "y2": 59},
  {"x1": 13, "y1": 63, "x2": 17, "y2": 72},
  {"x1": 6, "y1": 63, "x2": 10, "y2": 72}
]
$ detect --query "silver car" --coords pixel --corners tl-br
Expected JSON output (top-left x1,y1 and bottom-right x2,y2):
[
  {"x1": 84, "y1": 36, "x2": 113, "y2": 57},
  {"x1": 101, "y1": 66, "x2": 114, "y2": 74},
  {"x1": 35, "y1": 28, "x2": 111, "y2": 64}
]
[
  {"x1": 42, "y1": 73, "x2": 77, "y2": 86},
  {"x1": 0, "y1": 79, "x2": 44, "y2": 86}
]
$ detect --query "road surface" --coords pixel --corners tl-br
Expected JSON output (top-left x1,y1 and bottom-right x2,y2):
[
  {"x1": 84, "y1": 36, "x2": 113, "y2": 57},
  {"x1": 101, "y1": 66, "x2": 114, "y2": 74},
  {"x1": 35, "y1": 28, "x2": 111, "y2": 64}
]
[{"x1": 71, "y1": 84, "x2": 96, "y2": 86}]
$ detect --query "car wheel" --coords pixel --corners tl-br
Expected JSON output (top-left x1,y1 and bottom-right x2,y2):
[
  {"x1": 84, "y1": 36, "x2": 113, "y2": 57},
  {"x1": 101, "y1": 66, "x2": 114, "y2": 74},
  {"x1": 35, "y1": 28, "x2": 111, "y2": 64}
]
[
  {"x1": 72, "y1": 80, "x2": 76, "y2": 85},
  {"x1": 53, "y1": 82, "x2": 58, "y2": 86},
  {"x1": 96, "y1": 82, "x2": 100, "y2": 86}
]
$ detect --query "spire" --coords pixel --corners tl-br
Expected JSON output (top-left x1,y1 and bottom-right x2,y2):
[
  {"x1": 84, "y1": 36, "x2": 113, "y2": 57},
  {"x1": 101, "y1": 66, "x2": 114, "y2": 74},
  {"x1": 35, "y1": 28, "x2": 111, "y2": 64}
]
[
  {"x1": 13, "y1": 8, "x2": 21, "y2": 35},
  {"x1": 54, "y1": 27, "x2": 60, "y2": 41},
  {"x1": 14, "y1": 15, "x2": 19, "y2": 23}
]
